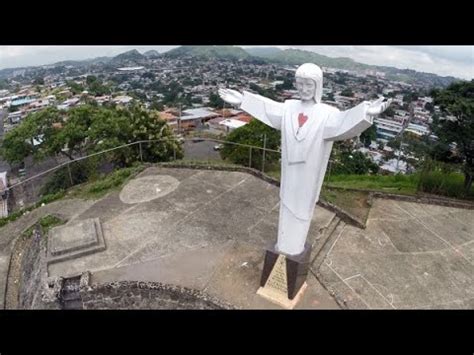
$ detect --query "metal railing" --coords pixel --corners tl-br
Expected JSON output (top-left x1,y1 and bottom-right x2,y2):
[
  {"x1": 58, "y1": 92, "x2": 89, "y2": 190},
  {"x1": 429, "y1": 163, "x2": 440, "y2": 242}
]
[{"x1": 0, "y1": 137, "x2": 282, "y2": 213}]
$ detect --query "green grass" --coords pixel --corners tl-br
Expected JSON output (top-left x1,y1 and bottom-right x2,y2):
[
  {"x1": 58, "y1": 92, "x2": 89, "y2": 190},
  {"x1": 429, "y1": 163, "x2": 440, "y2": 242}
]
[
  {"x1": 418, "y1": 171, "x2": 474, "y2": 200},
  {"x1": 39, "y1": 215, "x2": 65, "y2": 234},
  {"x1": 325, "y1": 174, "x2": 419, "y2": 195},
  {"x1": 265, "y1": 169, "x2": 281, "y2": 180},
  {"x1": 69, "y1": 164, "x2": 145, "y2": 199},
  {"x1": 0, "y1": 191, "x2": 66, "y2": 229},
  {"x1": 0, "y1": 165, "x2": 142, "y2": 230},
  {"x1": 21, "y1": 215, "x2": 65, "y2": 238}
]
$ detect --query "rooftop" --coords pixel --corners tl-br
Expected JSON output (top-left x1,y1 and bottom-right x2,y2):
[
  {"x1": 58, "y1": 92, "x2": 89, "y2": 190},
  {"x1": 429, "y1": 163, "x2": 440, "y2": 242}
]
[
  {"x1": 219, "y1": 118, "x2": 247, "y2": 129},
  {"x1": 117, "y1": 66, "x2": 145, "y2": 71},
  {"x1": 181, "y1": 107, "x2": 219, "y2": 121}
]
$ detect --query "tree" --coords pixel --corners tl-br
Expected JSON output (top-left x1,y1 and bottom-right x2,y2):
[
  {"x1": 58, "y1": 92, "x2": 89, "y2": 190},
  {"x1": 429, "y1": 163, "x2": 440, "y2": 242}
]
[
  {"x1": 382, "y1": 105, "x2": 395, "y2": 117},
  {"x1": 208, "y1": 92, "x2": 225, "y2": 109},
  {"x1": 220, "y1": 119, "x2": 280, "y2": 170},
  {"x1": 0, "y1": 105, "x2": 181, "y2": 168},
  {"x1": 330, "y1": 142, "x2": 379, "y2": 175},
  {"x1": 67, "y1": 80, "x2": 84, "y2": 95},
  {"x1": 8, "y1": 105, "x2": 19, "y2": 113},
  {"x1": 340, "y1": 88, "x2": 354, "y2": 97},
  {"x1": 360, "y1": 124, "x2": 377, "y2": 147},
  {"x1": 141, "y1": 72, "x2": 155, "y2": 81},
  {"x1": 324, "y1": 92, "x2": 335, "y2": 101},
  {"x1": 424, "y1": 101, "x2": 435, "y2": 113},
  {"x1": 333, "y1": 74, "x2": 346, "y2": 85},
  {"x1": 431, "y1": 80, "x2": 474, "y2": 192},
  {"x1": 275, "y1": 78, "x2": 294, "y2": 91},
  {"x1": 403, "y1": 91, "x2": 419, "y2": 104},
  {"x1": 86, "y1": 75, "x2": 97, "y2": 86},
  {"x1": 1, "y1": 107, "x2": 65, "y2": 164},
  {"x1": 126, "y1": 105, "x2": 183, "y2": 162},
  {"x1": 149, "y1": 100, "x2": 164, "y2": 111},
  {"x1": 0, "y1": 79, "x2": 8, "y2": 90},
  {"x1": 249, "y1": 83, "x2": 277, "y2": 100},
  {"x1": 33, "y1": 77, "x2": 45, "y2": 85},
  {"x1": 88, "y1": 78, "x2": 111, "y2": 96}
]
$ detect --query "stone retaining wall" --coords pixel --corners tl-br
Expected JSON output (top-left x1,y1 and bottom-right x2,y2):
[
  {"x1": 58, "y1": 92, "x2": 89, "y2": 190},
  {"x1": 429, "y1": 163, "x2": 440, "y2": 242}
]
[
  {"x1": 18, "y1": 226, "x2": 46, "y2": 309},
  {"x1": 79, "y1": 280, "x2": 236, "y2": 310}
]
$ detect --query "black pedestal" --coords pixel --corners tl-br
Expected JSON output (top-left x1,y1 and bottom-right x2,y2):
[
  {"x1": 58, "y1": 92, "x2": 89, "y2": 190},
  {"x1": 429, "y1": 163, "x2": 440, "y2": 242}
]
[{"x1": 260, "y1": 243, "x2": 312, "y2": 300}]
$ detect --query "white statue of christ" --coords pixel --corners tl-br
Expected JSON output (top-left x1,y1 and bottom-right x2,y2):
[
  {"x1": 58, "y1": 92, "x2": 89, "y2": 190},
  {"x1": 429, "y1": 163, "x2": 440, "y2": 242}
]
[{"x1": 219, "y1": 63, "x2": 391, "y2": 256}]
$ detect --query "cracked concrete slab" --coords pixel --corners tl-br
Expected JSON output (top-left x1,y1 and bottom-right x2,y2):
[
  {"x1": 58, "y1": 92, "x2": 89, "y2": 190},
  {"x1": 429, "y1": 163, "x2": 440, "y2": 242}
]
[
  {"x1": 41, "y1": 167, "x2": 338, "y2": 308},
  {"x1": 316, "y1": 197, "x2": 474, "y2": 309}
]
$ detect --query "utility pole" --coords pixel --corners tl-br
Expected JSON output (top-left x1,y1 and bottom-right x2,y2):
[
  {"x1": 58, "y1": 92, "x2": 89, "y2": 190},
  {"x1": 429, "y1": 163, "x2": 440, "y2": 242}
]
[
  {"x1": 178, "y1": 103, "x2": 181, "y2": 135},
  {"x1": 396, "y1": 102, "x2": 414, "y2": 173}
]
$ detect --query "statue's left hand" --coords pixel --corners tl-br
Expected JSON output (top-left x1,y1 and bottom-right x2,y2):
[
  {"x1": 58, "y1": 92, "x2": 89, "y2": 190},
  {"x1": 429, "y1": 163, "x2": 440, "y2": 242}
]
[{"x1": 367, "y1": 97, "x2": 392, "y2": 116}]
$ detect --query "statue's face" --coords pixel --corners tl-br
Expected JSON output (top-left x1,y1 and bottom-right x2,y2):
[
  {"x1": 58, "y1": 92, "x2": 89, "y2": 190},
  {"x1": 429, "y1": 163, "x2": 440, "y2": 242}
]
[{"x1": 295, "y1": 77, "x2": 316, "y2": 102}]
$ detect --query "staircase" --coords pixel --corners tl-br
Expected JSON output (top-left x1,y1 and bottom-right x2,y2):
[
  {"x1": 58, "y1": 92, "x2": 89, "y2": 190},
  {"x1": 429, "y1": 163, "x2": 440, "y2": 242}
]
[{"x1": 60, "y1": 276, "x2": 83, "y2": 310}]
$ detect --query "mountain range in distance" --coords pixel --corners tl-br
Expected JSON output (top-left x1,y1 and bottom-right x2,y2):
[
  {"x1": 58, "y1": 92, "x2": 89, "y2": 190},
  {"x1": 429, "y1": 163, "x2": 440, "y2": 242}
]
[{"x1": 0, "y1": 46, "x2": 461, "y2": 87}]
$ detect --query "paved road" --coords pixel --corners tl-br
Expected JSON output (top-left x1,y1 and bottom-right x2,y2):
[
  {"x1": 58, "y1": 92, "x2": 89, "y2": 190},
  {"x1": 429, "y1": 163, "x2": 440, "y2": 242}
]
[{"x1": 183, "y1": 140, "x2": 222, "y2": 161}]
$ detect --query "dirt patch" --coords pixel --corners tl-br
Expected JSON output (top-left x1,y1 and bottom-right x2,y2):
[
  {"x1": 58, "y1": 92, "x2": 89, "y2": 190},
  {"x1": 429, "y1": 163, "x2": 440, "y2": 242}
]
[{"x1": 320, "y1": 187, "x2": 371, "y2": 224}]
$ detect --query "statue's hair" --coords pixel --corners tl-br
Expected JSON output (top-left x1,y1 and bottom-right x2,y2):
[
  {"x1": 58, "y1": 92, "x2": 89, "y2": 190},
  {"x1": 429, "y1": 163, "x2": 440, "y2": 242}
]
[{"x1": 295, "y1": 63, "x2": 323, "y2": 104}]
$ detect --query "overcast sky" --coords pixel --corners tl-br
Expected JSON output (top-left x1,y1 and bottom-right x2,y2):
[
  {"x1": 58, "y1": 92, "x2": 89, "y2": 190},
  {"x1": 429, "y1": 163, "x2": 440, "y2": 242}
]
[{"x1": 0, "y1": 46, "x2": 472, "y2": 80}]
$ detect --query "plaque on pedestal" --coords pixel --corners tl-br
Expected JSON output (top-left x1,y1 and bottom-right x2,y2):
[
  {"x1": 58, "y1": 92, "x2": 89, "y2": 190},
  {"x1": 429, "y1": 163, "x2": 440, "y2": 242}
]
[{"x1": 257, "y1": 243, "x2": 312, "y2": 309}]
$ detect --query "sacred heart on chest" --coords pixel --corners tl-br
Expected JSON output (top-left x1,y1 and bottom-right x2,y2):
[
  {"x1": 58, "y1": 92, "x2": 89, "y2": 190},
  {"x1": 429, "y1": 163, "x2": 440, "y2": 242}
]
[{"x1": 298, "y1": 113, "x2": 308, "y2": 128}]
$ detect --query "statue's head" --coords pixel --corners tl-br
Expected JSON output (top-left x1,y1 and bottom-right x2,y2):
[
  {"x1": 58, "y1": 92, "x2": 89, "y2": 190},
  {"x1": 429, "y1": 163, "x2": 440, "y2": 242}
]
[{"x1": 295, "y1": 63, "x2": 323, "y2": 104}]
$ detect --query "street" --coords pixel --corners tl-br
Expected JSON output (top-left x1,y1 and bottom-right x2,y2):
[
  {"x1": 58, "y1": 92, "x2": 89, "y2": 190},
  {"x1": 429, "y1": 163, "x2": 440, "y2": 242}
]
[{"x1": 183, "y1": 140, "x2": 222, "y2": 161}]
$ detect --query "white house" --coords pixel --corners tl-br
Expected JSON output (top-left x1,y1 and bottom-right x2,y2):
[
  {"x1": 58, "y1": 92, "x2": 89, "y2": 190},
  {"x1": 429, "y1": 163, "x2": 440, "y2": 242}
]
[{"x1": 219, "y1": 118, "x2": 248, "y2": 133}]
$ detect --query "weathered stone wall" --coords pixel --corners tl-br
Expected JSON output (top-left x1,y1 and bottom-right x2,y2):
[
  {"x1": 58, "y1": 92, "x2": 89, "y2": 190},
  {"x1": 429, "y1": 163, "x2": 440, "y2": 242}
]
[
  {"x1": 18, "y1": 227, "x2": 45, "y2": 308},
  {"x1": 8, "y1": 221, "x2": 63, "y2": 310},
  {"x1": 79, "y1": 281, "x2": 236, "y2": 310}
]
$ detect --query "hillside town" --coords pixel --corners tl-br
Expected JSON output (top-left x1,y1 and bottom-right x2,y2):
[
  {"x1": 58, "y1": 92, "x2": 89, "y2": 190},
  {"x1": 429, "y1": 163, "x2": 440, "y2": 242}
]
[
  {"x1": 0, "y1": 47, "x2": 460, "y2": 218},
  {"x1": 0, "y1": 46, "x2": 473, "y2": 315}
]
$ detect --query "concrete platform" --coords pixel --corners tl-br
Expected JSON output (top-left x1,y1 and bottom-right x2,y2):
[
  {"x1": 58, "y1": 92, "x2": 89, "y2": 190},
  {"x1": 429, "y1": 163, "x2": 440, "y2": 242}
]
[
  {"x1": 315, "y1": 198, "x2": 474, "y2": 309},
  {"x1": 22, "y1": 166, "x2": 474, "y2": 310},
  {"x1": 47, "y1": 218, "x2": 106, "y2": 265},
  {"x1": 47, "y1": 166, "x2": 339, "y2": 309}
]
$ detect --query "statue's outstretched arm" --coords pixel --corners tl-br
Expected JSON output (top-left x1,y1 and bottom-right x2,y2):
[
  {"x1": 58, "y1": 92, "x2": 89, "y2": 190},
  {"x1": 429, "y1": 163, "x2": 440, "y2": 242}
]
[
  {"x1": 323, "y1": 97, "x2": 391, "y2": 141},
  {"x1": 219, "y1": 89, "x2": 284, "y2": 130}
]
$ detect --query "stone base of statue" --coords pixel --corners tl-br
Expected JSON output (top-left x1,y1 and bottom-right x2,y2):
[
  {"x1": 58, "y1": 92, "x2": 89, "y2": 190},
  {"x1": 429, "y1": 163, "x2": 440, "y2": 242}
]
[{"x1": 257, "y1": 242, "x2": 312, "y2": 309}]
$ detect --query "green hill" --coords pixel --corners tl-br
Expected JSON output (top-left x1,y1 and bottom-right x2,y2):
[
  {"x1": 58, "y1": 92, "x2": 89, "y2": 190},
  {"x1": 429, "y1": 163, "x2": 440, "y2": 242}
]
[
  {"x1": 244, "y1": 47, "x2": 283, "y2": 57},
  {"x1": 250, "y1": 48, "x2": 371, "y2": 71},
  {"x1": 164, "y1": 46, "x2": 250, "y2": 60},
  {"x1": 244, "y1": 48, "x2": 459, "y2": 87},
  {"x1": 143, "y1": 50, "x2": 160, "y2": 58},
  {"x1": 110, "y1": 49, "x2": 145, "y2": 63}
]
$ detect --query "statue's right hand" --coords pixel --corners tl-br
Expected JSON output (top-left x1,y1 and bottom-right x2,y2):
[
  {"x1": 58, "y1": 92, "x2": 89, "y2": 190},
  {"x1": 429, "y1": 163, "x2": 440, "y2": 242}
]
[{"x1": 218, "y1": 88, "x2": 243, "y2": 106}]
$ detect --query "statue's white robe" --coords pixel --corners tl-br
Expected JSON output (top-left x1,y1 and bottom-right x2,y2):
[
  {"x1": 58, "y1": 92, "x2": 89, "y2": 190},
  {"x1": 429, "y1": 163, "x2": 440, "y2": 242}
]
[{"x1": 240, "y1": 91, "x2": 372, "y2": 255}]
